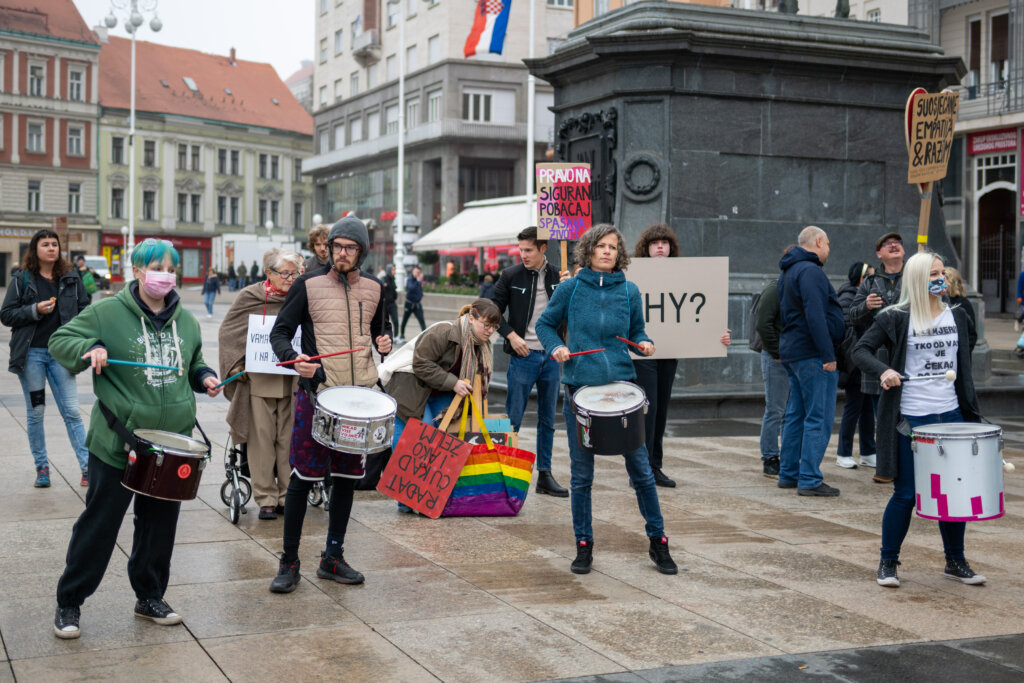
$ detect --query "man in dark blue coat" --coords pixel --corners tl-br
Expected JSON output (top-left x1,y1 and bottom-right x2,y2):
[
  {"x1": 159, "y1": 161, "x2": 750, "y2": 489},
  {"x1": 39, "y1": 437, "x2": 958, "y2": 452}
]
[{"x1": 777, "y1": 226, "x2": 846, "y2": 496}]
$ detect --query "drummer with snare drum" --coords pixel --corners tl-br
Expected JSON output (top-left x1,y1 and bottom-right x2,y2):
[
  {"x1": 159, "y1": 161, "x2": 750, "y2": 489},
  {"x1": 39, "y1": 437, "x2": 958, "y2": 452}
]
[
  {"x1": 852, "y1": 251, "x2": 985, "y2": 589},
  {"x1": 536, "y1": 224, "x2": 678, "y2": 576},
  {"x1": 268, "y1": 216, "x2": 392, "y2": 594},
  {"x1": 48, "y1": 239, "x2": 222, "y2": 640}
]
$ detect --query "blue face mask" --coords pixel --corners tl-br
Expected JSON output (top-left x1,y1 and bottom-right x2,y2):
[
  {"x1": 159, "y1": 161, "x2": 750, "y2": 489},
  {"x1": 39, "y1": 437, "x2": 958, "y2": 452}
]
[{"x1": 928, "y1": 277, "x2": 948, "y2": 296}]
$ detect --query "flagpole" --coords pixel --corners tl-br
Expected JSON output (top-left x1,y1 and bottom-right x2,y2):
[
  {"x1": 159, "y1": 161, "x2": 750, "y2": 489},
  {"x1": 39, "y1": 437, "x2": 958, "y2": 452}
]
[
  {"x1": 525, "y1": 0, "x2": 536, "y2": 228},
  {"x1": 393, "y1": 0, "x2": 406, "y2": 292}
]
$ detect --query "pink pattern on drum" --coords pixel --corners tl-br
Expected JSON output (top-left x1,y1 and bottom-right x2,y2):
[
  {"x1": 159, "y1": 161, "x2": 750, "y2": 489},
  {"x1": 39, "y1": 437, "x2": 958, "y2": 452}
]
[
  {"x1": 289, "y1": 389, "x2": 366, "y2": 480},
  {"x1": 919, "y1": 472, "x2": 1005, "y2": 522}
]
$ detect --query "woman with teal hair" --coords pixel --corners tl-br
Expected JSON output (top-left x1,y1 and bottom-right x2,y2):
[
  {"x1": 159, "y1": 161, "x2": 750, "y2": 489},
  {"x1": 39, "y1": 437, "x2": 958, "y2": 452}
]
[{"x1": 47, "y1": 238, "x2": 223, "y2": 640}]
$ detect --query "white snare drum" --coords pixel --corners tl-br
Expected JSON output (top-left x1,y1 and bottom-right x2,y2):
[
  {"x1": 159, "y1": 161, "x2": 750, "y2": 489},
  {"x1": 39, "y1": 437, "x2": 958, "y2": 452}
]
[
  {"x1": 911, "y1": 422, "x2": 1004, "y2": 522},
  {"x1": 571, "y1": 382, "x2": 648, "y2": 456},
  {"x1": 312, "y1": 386, "x2": 397, "y2": 454}
]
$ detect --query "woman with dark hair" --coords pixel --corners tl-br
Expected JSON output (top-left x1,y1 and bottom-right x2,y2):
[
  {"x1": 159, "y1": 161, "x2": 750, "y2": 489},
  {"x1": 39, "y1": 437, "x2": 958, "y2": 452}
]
[
  {"x1": 48, "y1": 238, "x2": 221, "y2": 638},
  {"x1": 631, "y1": 223, "x2": 730, "y2": 487},
  {"x1": 537, "y1": 224, "x2": 677, "y2": 576},
  {"x1": 386, "y1": 298, "x2": 500, "y2": 449},
  {"x1": 852, "y1": 251, "x2": 984, "y2": 588},
  {"x1": 1, "y1": 229, "x2": 91, "y2": 487},
  {"x1": 836, "y1": 261, "x2": 876, "y2": 470}
]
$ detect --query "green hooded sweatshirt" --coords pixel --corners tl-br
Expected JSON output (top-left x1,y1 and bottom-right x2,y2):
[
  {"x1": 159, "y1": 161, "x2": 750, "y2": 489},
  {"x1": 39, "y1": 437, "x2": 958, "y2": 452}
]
[{"x1": 49, "y1": 285, "x2": 210, "y2": 469}]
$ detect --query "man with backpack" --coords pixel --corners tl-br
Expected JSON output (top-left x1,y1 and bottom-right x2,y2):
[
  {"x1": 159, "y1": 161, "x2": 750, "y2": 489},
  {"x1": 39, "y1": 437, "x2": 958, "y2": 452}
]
[{"x1": 752, "y1": 246, "x2": 793, "y2": 479}]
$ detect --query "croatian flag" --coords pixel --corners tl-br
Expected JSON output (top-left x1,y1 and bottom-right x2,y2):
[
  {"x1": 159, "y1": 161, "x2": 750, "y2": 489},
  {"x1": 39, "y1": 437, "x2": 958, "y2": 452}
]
[{"x1": 464, "y1": 0, "x2": 511, "y2": 58}]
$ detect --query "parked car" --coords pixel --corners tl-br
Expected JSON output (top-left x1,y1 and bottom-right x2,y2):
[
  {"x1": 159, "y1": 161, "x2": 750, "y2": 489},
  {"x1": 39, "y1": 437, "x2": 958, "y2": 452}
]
[{"x1": 83, "y1": 255, "x2": 111, "y2": 289}]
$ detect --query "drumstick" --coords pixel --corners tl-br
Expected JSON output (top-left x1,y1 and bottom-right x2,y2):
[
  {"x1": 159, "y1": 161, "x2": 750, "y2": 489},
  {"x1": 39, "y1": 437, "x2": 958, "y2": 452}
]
[
  {"x1": 213, "y1": 370, "x2": 245, "y2": 389},
  {"x1": 104, "y1": 358, "x2": 181, "y2": 371},
  {"x1": 553, "y1": 348, "x2": 605, "y2": 360},
  {"x1": 899, "y1": 370, "x2": 956, "y2": 382},
  {"x1": 275, "y1": 348, "x2": 365, "y2": 366},
  {"x1": 615, "y1": 335, "x2": 645, "y2": 350}
]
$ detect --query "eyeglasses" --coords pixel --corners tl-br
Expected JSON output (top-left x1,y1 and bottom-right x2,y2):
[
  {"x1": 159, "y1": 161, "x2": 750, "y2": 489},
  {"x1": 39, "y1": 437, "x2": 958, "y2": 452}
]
[
  {"x1": 473, "y1": 317, "x2": 497, "y2": 332},
  {"x1": 881, "y1": 240, "x2": 902, "y2": 248},
  {"x1": 332, "y1": 244, "x2": 361, "y2": 254},
  {"x1": 269, "y1": 268, "x2": 298, "y2": 281}
]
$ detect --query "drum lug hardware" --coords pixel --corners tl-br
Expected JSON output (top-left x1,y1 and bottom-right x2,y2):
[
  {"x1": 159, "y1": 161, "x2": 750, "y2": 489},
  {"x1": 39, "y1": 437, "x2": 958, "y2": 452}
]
[
  {"x1": 199, "y1": 458, "x2": 208, "y2": 471},
  {"x1": 911, "y1": 440, "x2": 917, "y2": 453},
  {"x1": 937, "y1": 443, "x2": 944, "y2": 457},
  {"x1": 621, "y1": 416, "x2": 628, "y2": 429},
  {"x1": 643, "y1": 399, "x2": 649, "y2": 415},
  {"x1": 155, "y1": 451, "x2": 164, "y2": 467},
  {"x1": 972, "y1": 440, "x2": 979, "y2": 456},
  {"x1": 999, "y1": 436, "x2": 1005, "y2": 451}
]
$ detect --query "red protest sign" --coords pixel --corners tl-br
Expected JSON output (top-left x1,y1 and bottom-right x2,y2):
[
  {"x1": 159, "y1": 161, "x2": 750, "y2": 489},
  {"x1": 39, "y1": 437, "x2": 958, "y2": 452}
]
[
  {"x1": 376, "y1": 418, "x2": 472, "y2": 518},
  {"x1": 536, "y1": 163, "x2": 591, "y2": 240}
]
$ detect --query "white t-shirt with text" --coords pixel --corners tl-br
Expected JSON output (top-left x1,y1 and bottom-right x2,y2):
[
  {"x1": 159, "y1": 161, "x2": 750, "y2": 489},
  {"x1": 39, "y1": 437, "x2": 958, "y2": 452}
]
[{"x1": 900, "y1": 307, "x2": 958, "y2": 417}]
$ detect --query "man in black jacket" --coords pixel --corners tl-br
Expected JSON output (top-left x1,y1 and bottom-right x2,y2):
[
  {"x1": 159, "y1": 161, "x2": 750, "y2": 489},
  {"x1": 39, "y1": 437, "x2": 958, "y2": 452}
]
[
  {"x1": 383, "y1": 264, "x2": 399, "y2": 340},
  {"x1": 489, "y1": 227, "x2": 569, "y2": 497}
]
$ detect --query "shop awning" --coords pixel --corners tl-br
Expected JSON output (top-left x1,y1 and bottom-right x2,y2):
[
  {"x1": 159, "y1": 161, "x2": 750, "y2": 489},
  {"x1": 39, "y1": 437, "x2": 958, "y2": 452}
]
[{"x1": 411, "y1": 195, "x2": 536, "y2": 252}]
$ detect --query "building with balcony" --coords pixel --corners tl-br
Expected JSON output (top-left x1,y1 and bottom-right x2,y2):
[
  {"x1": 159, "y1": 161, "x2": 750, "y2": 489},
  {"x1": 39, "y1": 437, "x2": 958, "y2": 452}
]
[
  {"x1": 911, "y1": 0, "x2": 1024, "y2": 314},
  {"x1": 96, "y1": 37, "x2": 313, "y2": 282},
  {"x1": 306, "y1": 0, "x2": 574, "y2": 272},
  {"x1": 286, "y1": 60, "x2": 315, "y2": 114},
  {"x1": 0, "y1": 0, "x2": 102, "y2": 285}
]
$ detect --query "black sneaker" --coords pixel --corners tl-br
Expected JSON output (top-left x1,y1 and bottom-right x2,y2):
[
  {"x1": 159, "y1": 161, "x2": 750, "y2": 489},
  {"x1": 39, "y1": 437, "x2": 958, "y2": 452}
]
[
  {"x1": 762, "y1": 456, "x2": 780, "y2": 478},
  {"x1": 877, "y1": 559, "x2": 900, "y2": 587},
  {"x1": 270, "y1": 556, "x2": 301, "y2": 593},
  {"x1": 798, "y1": 483, "x2": 840, "y2": 497},
  {"x1": 317, "y1": 551, "x2": 364, "y2": 585},
  {"x1": 944, "y1": 558, "x2": 986, "y2": 585},
  {"x1": 649, "y1": 536, "x2": 678, "y2": 575},
  {"x1": 134, "y1": 598, "x2": 182, "y2": 625},
  {"x1": 571, "y1": 539, "x2": 593, "y2": 574},
  {"x1": 53, "y1": 606, "x2": 81, "y2": 639},
  {"x1": 652, "y1": 468, "x2": 676, "y2": 488}
]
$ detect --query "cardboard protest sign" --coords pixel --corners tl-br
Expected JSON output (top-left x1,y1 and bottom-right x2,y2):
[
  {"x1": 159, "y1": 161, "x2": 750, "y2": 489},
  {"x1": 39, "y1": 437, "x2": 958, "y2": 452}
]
[
  {"x1": 906, "y1": 90, "x2": 959, "y2": 184},
  {"x1": 245, "y1": 314, "x2": 302, "y2": 375},
  {"x1": 377, "y1": 418, "x2": 472, "y2": 518},
  {"x1": 536, "y1": 163, "x2": 591, "y2": 240},
  {"x1": 627, "y1": 257, "x2": 729, "y2": 360}
]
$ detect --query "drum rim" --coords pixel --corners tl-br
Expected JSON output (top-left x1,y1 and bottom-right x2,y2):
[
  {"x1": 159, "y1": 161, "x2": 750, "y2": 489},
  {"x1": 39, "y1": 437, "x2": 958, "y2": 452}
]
[
  {"x1": 573, "y1": 381, "x2": 646, "y2": 416},
  {"x1": 316, "y1": 385, "x2": 398, "y2": 417},
  {"x1": 912, "y1": 423, "x2": 1002, "y2": 439},
  {"x1": 133, "y1": 429, "x2": 209, "y2": 456}
]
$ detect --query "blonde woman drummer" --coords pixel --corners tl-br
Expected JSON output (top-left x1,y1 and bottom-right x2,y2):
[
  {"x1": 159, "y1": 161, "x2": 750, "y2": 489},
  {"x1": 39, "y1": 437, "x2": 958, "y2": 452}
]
[
  {"x1": 851, "y1": 251, "x2": 984, "y2": 588},
  {"x1": 536, "y1": 224, "x2": 677, "y2": 576}
]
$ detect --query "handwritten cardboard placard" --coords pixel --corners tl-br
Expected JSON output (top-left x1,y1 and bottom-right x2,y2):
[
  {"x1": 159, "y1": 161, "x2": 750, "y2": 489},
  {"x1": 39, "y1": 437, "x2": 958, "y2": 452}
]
[
  {"x1": 536, "y1": 163, "x2": 592, "y2": 240},
  {"x1": 246, "y1": 314, "x2": 302, "y2": 375},
  {"x1": 906, "y1": 91, "x2": 959, "y2": 184},
  {"x1": 627, "y1": 257, "x2": 729, "y2": 360},
  {"x1": 377, "y1": 418, "x2": 472, "y2": 518}
]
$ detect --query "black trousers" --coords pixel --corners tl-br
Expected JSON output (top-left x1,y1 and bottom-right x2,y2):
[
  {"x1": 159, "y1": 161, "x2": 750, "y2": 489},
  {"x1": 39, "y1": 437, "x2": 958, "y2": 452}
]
[
  {"x1": 282, "y1": 474, "x2": 355, "y2": 562},
  {"x1": 386, "y1": 302, "x2": 399, "y2": 340},
  {"x1": 633, "y1": 358, "x2": 678, "y2": 470},
  {"x1": 400, "y1": 301, "x2": 426, "y2": 337},
  {"x1": 57, "y1": 452, "x2": 180, "y2": 608}
]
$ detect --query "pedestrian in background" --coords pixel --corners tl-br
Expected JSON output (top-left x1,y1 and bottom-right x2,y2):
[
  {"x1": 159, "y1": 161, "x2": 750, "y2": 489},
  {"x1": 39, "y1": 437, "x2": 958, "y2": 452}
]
[
  {"x1": 836, "y1": 261, "x2": 876, "y2": 470},
  {"x1": 1, "y1": 229, "x2": 91, "y2": 488},
  {"x1": 202, "y1": 267, "x2": 221, "y2": 319},
  {"x1": 250, "y1": 261, "x2": 260, "y2": 284},
  {"x1": 944, "y1": 266, "x2": 976, "y2": 349},
  {"x1": 304, "y1": 224, "x2": 331, "y2": 274},
  {"x1": 227, "y1": 262, "x2": 237, "y2": 291},
  {"x1": 755, "y1": 244, "x2": 794, "y2": 479},
  {"x1": 383, "y1": 264, "x2": 399, "y2": 341},
  {"x1": 401, "y1": 266, "x2": 426, "y2": 340}
]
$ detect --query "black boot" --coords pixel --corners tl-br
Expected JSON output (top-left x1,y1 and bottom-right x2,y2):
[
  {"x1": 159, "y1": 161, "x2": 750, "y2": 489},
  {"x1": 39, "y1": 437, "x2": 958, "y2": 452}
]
[
  {"x1": 649, "y1": 536, "x2": 678, "y2": 575},
  {"x1": 571, "y1": 539, "x2": 593, "y2": 574},
  {"x1": 652, "y1": 467, "x2": 676, "y2": 488},
  {"x1": 536, "y1": 470, "x2": 568, "y2": 498}
]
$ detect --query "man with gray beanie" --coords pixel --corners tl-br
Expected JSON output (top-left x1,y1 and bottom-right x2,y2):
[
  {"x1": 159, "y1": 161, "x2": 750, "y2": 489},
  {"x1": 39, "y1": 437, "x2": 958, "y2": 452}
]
[{"x1": 268, "y1": 215, "x2": 393, "y2": 594}]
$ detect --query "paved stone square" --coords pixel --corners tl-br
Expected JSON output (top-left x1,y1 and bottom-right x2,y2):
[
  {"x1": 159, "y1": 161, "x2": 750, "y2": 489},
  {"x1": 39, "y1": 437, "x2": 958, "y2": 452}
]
[{"x1": 1, "y1": 289, "x2": 1023, "y2": 681}]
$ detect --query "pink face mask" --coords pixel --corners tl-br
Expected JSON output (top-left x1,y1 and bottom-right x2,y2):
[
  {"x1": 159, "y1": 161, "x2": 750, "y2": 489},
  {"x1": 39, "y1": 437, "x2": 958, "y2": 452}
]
[{"x1": 141, "y1": 270, "x2": 176, "y2": 299}]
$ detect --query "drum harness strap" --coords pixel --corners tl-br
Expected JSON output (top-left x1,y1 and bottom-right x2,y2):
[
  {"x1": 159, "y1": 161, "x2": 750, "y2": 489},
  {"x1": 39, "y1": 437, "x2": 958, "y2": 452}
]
[{"x1": 97, "y1": 401, "x2": 212, "y2": 459}]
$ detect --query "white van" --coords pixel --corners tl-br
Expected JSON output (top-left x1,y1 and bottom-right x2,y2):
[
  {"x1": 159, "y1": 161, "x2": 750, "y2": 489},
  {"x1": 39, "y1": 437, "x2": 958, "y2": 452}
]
[{"x1": 82, "y1": 256, "x2": 111, "y2": 289}]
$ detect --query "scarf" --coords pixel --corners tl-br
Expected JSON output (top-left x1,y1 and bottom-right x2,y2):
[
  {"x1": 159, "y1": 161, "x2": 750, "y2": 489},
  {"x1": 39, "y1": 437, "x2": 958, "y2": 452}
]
[
  {"x1": 265, "y1": 278, "x2": 288, "y2": 297},
  {"x1": 457, "y1": 314, "x2": 492, "y2": 396}
]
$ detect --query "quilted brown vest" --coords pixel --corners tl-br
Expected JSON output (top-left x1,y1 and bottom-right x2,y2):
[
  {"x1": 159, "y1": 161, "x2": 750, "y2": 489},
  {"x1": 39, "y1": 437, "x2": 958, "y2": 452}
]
[{"x1": 304, "y1": 269, "x2": 382, "y2": 390}]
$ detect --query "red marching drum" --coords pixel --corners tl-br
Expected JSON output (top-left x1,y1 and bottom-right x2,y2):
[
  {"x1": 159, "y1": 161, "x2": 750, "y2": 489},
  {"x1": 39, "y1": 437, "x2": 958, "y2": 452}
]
[{"x1": 122, "y1": 429, "x2": 211, "y2": 501}]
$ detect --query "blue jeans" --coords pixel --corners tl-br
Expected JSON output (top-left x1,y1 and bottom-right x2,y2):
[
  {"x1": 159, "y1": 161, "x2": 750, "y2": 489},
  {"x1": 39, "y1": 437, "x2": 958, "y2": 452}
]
[
  {"x1": 779, "y1": 358, "x2": 838, "y2": 489},
  {"x1": 203, "y1": 291, "x2": 215, "y2": 315},
  {"x1": 563, "y1": 385, "x2": 665, "y2": 542},
  {"x1": 393, "y1": 392, "x2": 456, "y2": 513},
  {"x1": 880, "y1": 408, "x2": 965, "y2": 562},
  {"x1": 505, "y1": 350, "x2": 560, "y2": 471},
  {"x1": 19, "y1": 347, "x2": 89, "y2": 472},
  {"x1": 759, "y1": 350, "x2": 789, "y2": 460}
]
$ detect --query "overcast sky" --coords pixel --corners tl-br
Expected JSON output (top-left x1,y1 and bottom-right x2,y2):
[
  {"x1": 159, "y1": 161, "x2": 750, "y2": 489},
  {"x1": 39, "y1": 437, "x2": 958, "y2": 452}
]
[{"x1": 72, "y1": 0, "x2": 314, "y2": 81}]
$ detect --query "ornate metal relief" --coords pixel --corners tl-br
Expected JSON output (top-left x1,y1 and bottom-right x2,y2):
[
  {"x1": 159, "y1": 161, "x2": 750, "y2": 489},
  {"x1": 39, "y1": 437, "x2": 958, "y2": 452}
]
[{"x1": 555, "y1": 107, "x2": 617, "y2": 224}]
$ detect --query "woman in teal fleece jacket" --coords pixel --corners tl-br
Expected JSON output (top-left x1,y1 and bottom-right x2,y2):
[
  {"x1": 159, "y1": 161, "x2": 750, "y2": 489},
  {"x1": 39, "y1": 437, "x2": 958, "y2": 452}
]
[
  {"x1": 536, "y1": 224, "x2": 677, "y2": 577},
  {"x1": 48, "y1": 239, "x2": 221, "y2": 641}
]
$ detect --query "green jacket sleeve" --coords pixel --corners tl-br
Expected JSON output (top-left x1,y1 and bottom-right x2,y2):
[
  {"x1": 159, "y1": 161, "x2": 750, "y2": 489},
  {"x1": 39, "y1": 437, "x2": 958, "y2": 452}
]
[
  {"x1": 755, "y1": 282, "x2": 781, "y2": 360},
  {"x1": 48, "y1": 304, "x2": 102, "y2": 374}
]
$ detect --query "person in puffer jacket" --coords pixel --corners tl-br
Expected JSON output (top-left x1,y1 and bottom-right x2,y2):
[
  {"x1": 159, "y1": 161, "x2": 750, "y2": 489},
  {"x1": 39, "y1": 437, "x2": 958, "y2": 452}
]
[{"x1": 536, "y1": 223, "x2": 677, "y2": 577}]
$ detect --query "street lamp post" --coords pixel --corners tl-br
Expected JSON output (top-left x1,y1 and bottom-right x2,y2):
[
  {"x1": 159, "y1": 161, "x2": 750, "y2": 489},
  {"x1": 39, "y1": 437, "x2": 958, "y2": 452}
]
[
  {"x1": 525, "y1": 0, "x2": 536, "y2": 225},
  {"x1": 388, "y1": 0, "x2": 407, "y2": 293},
  {"x1": 120, "y1": 225, "x2": 128, "y2": 278},
  {"x1": 105, "y1": 0, "x2": 162, "y2": 282}
]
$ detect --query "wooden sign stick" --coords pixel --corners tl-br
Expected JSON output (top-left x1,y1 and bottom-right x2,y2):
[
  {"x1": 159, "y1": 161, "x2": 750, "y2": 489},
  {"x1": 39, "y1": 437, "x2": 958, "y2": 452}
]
[{"x1": 916, "y1": 180, "x2": 933, "y2": 252}]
